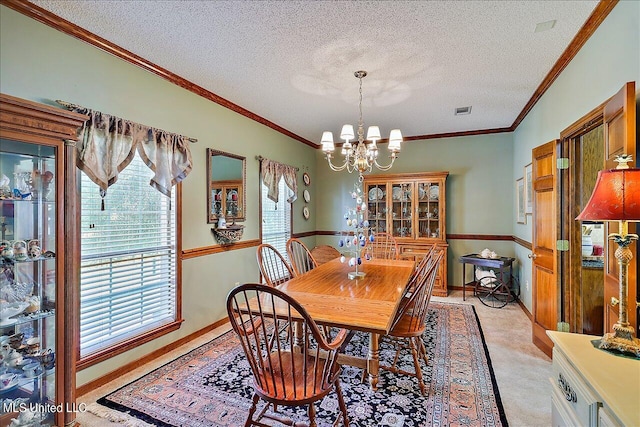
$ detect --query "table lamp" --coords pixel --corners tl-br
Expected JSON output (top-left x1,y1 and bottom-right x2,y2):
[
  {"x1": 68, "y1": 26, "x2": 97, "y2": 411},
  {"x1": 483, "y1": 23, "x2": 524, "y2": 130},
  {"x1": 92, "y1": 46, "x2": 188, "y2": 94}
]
[{"x1": 576, "y1": 154, "x2": 640, "y2": 357}]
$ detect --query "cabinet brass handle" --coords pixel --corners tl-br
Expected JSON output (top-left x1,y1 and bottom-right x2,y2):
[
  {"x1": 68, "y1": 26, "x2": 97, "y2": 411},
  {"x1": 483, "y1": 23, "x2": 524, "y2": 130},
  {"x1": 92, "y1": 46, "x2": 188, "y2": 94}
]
[
  {"x1": 528, "y1": 253, "x2": 538, "y2": 259},
  {"x1": 611, "y1": 296, "x2": 620, "y2": 307}
]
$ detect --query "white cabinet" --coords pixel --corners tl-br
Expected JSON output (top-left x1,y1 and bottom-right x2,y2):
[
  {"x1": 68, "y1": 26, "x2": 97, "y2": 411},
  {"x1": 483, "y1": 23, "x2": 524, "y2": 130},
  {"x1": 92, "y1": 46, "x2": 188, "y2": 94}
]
[{"x1": 547, "y1": 331, "x2": 640, "y2": 427}]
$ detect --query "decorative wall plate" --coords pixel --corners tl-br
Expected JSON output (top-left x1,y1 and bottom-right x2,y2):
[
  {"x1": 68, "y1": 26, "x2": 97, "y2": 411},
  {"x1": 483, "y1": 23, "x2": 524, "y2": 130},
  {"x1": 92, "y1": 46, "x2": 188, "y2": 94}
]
[
  {"x1": 303, "y1": 172, "x2": 311, "y2": 186},
  {"x1": 303, "y1": 189, "x2": 311, "y2": 203},
  {"x1": 302, "y1": 206, "x2": 310, "y2": 220}
]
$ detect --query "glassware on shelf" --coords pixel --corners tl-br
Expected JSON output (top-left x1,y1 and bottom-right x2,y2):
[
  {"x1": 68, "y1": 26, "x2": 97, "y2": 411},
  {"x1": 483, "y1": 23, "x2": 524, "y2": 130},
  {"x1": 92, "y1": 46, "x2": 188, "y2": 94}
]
[{"x1": 0, "y1": 301, "x2": 29, "y2": 326}]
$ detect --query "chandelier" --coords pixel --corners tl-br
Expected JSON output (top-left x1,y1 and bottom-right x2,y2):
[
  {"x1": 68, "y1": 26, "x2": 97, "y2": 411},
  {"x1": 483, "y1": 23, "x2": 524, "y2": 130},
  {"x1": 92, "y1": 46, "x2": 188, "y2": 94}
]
[{"x1": 321, "y1": 71, "x2": 402, "y2": 178}]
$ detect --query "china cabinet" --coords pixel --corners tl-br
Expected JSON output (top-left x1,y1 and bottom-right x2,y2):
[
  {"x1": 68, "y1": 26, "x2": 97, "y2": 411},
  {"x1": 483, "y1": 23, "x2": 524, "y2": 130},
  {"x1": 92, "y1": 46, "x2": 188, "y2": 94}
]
[
  {"x1": 210, "y1": 180, "x2": 243, "y2": 221},
  {"x1": 364, "y1": 172, "x2": 449, "y2": 296},
  {"x1": 0, "y1": 93, "x2": 86, "y2": 427}
]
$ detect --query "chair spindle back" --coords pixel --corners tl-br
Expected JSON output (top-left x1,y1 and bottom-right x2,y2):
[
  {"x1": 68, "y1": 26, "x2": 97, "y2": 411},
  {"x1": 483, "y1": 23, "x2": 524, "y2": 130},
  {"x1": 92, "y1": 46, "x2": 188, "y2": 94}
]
[
  {"x1": 227, "y1": 283, "x2": 347, "y2": 404},
  {"x1": 257, "y1": 243, "x2": 294, "y2": 287},
  {"x1": 392, "y1": 249, "x2": 444, "y2": 333},
  {"x1": 366, "y1": 232, "x2": 399, "y2": 260},
  {"x1": 286, "y1": 238, "x2": 318, "y2": 277}
]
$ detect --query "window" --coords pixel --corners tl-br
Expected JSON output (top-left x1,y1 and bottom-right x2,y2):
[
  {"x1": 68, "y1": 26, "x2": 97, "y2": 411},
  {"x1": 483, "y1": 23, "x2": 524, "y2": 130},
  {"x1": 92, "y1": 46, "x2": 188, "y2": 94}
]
[
  {"x1": 79, "y1": 153, "x2": 180, "y2": 364},
  {"x1": 261, "y1": 177, "x2": 292, "y2": 261}
]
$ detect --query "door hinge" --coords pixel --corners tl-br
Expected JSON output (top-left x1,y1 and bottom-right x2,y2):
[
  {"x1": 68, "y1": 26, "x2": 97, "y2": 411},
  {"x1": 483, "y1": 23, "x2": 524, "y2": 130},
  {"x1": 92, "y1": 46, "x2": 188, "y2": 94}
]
[
  {"x1": 556, "y1": 240, "x2": 569, "y2": 251},
  {"x1": 557, "y1": 158, "x2": 569, "y2": 169}
]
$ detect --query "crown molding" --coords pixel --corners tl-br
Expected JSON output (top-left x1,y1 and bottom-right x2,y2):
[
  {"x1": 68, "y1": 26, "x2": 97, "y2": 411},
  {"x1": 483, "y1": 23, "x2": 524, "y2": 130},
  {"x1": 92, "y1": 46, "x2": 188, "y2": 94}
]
[
  {"x1": 1, "y1": 0, "x2": 617, "y2": 146},
  {"x1": 0, "y1": 0, "x2": 318, "y2": 148},
  {"x1": 510, "y1": 0, "x2": 618, "y2": 131}
]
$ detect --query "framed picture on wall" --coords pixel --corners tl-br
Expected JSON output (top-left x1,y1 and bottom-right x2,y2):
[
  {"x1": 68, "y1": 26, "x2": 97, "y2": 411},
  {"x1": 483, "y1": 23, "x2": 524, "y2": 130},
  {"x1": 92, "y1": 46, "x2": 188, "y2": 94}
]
[
  {"x1": 524, "y1": 163, "x2": 533, "y2": 214},
  {"x1": 516, "y1": 177, "x2": 526, "y2": 224}
]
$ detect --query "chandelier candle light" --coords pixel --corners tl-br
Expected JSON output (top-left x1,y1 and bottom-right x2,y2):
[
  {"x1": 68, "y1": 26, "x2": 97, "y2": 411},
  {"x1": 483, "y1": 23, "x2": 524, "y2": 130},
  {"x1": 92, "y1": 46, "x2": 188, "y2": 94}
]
[
  {"x1": 321, "y1": 71, "x2": 402, "y2": 179},
  {"x1": 576, "y1": 154, "x2": 640, "y2": 357}
]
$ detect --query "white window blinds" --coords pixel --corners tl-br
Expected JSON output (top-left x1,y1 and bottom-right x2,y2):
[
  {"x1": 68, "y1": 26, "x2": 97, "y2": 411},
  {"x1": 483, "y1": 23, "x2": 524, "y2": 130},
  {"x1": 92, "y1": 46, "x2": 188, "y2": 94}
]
[
  {"x1": 261, "y1": 177, "x2": 292, "y2": 264},
  {"x1": 79, "y1": 153, "x2": 177, "y2": 358}
]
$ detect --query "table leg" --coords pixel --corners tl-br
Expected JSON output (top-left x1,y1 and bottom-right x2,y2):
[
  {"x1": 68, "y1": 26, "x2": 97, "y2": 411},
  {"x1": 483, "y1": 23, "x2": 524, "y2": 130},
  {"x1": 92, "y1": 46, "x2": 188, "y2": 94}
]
[
  {"x1": 462, "y1": 262, "x2": 466, "y2": 301},
  {"x1": 368, "y1": 333, "x2": 380, "y2": 391}
]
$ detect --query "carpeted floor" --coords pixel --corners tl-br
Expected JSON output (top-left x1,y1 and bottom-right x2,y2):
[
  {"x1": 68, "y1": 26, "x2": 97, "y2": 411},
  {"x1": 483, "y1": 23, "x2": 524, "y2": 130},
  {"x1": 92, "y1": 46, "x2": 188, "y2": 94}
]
[{"x1": 94, "y1": 302, "x2": 506, "y2": 427}]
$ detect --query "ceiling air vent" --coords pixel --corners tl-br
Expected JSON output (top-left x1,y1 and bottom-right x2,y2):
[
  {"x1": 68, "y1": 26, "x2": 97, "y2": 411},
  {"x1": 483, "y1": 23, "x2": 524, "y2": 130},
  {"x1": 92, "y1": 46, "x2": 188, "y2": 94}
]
[
  {"x1": 455, "y1": 106, "x2": 472, "y2": 116},
  {"x1": 535, "y1": 20, "x2": 556, "y2": 33}
]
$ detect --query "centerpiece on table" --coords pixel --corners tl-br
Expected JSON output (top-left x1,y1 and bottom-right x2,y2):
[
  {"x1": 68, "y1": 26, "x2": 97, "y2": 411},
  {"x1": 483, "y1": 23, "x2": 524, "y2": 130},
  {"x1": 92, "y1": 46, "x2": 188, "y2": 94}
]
[{"x1": 337, "y1": 182, "x2": 374, "y2": 279}]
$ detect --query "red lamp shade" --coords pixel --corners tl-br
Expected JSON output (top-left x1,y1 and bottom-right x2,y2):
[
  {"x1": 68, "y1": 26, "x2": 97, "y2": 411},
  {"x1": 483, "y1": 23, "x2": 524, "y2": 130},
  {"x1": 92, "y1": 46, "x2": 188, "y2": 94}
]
[{"x1": 576, "y1": 168, "x2": 640, "y2": 221}]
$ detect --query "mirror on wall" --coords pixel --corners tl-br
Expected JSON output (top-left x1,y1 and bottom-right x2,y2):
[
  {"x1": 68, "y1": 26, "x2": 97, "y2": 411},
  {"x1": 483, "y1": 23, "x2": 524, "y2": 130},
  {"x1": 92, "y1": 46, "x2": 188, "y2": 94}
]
[{"x1": 207, "y1": 148, "x2": 246, "y2": 223}]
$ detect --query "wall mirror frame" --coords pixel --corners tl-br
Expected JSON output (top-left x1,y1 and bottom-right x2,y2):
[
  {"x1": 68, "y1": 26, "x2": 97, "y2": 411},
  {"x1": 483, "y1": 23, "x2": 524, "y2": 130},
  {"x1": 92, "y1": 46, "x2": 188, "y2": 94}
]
[{"x1": 207, "y1": 148, "x2": 246, "y2": 223}]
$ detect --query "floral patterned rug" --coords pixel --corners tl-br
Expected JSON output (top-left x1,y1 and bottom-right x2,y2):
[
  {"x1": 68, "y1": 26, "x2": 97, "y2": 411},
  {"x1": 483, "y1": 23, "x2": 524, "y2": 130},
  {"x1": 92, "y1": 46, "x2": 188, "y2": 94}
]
[{"x1": 97, "y1": 302, "x2": 508, "y2": 426}]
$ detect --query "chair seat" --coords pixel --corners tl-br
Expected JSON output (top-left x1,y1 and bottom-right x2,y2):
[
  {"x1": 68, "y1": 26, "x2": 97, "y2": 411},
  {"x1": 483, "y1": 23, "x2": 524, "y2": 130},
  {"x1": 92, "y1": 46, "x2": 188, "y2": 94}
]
[
  {"x1": 254, "y1": 350, "x2": 339, "y2": 404},
  {"x1": 389, "y1": 314, "x2": 426, "y2": 338}
]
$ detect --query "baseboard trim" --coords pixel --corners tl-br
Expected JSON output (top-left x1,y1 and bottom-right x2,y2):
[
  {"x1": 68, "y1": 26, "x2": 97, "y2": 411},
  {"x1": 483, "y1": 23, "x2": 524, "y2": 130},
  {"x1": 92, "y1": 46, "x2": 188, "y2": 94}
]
[
  {"x1": 517, "y1": 299, "x2": 533, "y2": 321},
  {"x1": 77, "y1": 316, "x2": 230, "y2": 396}
]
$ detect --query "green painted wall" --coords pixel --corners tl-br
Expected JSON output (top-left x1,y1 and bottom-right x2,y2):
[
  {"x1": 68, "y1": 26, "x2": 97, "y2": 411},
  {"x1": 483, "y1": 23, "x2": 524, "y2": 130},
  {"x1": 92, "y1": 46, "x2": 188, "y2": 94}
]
[
  {"x1": 314, "y1": 133, "x2": 516, "y2": 292},
  {"x1": 0, "y1": 5, "x2": 316, "y2": 386},
  {"x1": 512, "y1": 0, "x2": 640, "y2": 313}
]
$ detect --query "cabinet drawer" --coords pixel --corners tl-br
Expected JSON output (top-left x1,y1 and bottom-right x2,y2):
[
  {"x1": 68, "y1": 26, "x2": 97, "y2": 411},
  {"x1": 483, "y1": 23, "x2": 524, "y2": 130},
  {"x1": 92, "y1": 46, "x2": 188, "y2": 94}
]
[{"x1": 552, "y1": 347, "x2": 601, "y2": 426}]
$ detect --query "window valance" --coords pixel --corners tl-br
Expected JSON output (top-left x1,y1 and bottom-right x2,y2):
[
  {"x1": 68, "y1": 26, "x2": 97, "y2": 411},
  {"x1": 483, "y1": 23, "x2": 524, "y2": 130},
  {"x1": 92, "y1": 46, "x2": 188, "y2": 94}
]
[
  {"x1": 57, "y1": 101, "x2": 194, "y2": 206},
  {"x1": 259, "y1": 157, "x2": 298, "y2": 204}
]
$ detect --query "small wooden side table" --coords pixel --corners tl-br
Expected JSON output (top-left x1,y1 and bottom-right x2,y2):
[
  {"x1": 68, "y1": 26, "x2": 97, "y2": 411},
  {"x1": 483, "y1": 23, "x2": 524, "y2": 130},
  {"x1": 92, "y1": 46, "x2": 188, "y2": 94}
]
[{"x1": 459, "y1": 253, "x2": 516, "y2": 308}]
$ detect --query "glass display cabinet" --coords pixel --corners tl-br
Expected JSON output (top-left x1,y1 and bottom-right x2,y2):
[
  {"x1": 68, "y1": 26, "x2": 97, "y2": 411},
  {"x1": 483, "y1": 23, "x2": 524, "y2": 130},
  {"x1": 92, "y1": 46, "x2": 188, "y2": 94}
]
[
  {"x1": 0, "y1": 93, "x2": 86, "y2": 427},
  {"x1": 364, "y1": 172, "x2": 449, "y2": 296}
]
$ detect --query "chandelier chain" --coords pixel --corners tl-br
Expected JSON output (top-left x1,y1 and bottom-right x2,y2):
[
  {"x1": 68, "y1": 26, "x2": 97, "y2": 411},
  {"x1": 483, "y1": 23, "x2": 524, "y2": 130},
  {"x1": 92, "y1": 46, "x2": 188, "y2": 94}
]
[{"x1": 358, "y1": 74, "x2": 364, "y2": 144}]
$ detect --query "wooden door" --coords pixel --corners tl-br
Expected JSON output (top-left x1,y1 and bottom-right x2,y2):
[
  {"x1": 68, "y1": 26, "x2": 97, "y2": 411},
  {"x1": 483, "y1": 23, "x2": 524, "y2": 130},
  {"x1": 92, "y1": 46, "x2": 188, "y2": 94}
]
[
  {"x1": 602, "y1": 81, "x2": 637, "y2": 334},
  {"x1": 531, "y1": 140, "x2": 559, "y2": 357}
]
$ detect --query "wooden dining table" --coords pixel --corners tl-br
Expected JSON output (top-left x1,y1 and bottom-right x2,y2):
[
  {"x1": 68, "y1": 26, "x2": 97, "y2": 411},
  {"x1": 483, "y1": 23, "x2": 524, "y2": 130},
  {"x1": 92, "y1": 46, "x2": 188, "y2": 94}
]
[{"x1": 275, "y1": 257, "x2": 416, "y2": 391}]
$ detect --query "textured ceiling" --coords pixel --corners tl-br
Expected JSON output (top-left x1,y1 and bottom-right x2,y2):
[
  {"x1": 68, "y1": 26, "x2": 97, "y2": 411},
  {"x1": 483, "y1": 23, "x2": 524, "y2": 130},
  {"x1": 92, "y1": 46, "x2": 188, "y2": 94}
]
[{"x1": 32, "y1": 0, "x2": 599, "y2": 144}]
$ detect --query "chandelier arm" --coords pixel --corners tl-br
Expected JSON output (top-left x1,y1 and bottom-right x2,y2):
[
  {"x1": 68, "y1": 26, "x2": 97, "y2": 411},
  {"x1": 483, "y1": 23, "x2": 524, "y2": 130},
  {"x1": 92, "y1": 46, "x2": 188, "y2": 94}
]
[
  {"x1": 326, "y1": 156, "x2": 350, "y2": 172},
  {"x1": 373, "y1": 156, "x2": 398, "y2": 172}
]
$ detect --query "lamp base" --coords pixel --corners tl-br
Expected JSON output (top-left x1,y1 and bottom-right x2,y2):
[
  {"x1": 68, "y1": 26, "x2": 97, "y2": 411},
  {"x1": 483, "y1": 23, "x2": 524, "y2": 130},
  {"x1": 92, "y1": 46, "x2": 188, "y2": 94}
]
[
  {"x1": 598, "y1": 324, "x2": 640, "y2": 358},
  {"x1": 348, "y1": 271, "x2": 366, "y2": 280}
]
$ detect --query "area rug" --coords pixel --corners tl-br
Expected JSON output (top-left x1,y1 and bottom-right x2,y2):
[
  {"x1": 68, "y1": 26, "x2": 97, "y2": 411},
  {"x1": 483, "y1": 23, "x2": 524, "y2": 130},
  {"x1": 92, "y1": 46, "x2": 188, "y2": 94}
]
[{"x1": 97, "y1": 302, "x2": 508, "y2": 427}]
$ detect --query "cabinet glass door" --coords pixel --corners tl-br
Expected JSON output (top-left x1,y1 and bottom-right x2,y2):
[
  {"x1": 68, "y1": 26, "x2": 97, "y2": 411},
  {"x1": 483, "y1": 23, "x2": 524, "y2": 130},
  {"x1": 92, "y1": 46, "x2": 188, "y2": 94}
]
[
  {"x1": 224, "y1": 185, "x2": 240, "y2": 219},
  {"x1": 390, "y1": 182, "x2": 412, "y2": 238},
  {"x1": 1, "y1": 140, "x2": 57, "y2": 426},
  {"x1": 417, "y1": 181, "x2": 441, "y2": 238},
  {"x1": 365, "y1": 182, "x2": 387, "y2": 233},
  {"x1": 210, "y1": 183, "x2": 223, "y2": 218}
]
